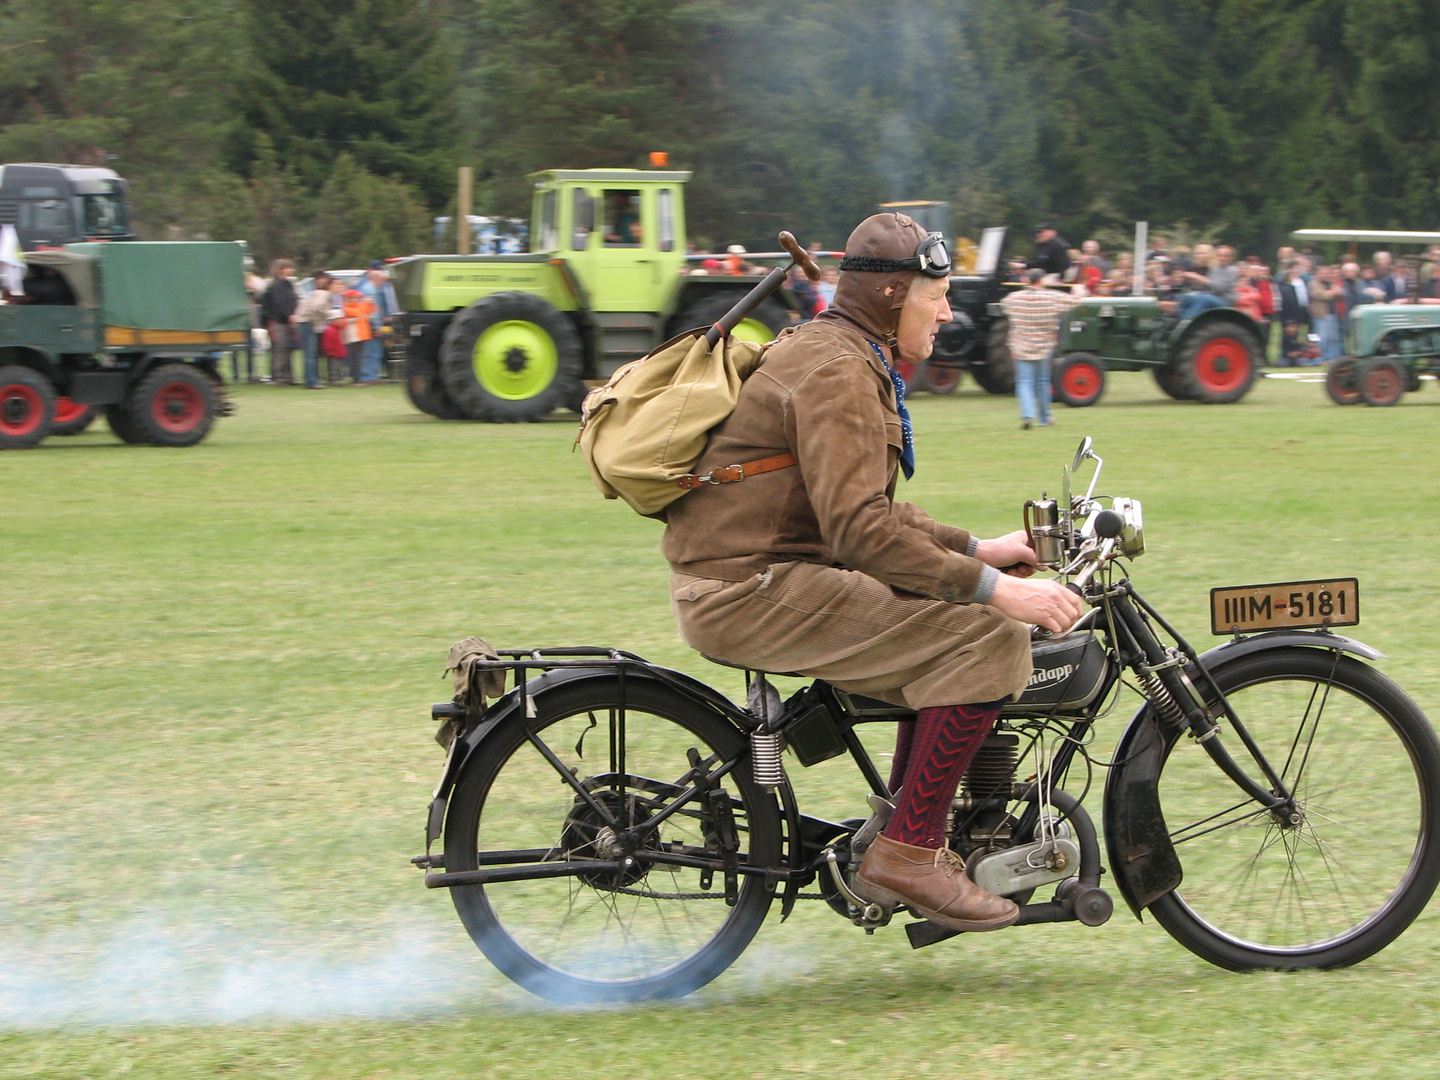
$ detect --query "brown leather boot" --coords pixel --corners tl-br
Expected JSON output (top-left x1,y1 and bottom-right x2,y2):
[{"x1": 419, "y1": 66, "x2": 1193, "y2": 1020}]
[{"x1": 853, "y1": 834, "x2": 1020, "y2": 932}]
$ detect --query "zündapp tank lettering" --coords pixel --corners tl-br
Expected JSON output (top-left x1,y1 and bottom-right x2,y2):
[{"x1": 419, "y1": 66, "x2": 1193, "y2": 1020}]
[{"x1": 1027, "y1": 664, "x2": 1075, "y2": 688}]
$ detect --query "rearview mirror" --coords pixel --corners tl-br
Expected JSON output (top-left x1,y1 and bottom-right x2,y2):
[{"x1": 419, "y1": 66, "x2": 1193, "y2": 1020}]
[{"x1": 1071, "y1": 437, "x2": 1094, "y2": 472}]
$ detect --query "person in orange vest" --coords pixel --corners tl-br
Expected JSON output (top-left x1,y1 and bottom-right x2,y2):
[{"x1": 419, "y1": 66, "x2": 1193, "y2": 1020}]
[{"x1": 342, "y1": 288, "x2": 376, "y2": 384}]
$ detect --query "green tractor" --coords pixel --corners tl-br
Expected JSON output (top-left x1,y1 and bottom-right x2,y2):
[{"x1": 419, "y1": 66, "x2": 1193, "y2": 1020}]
[
  {"x1": 392, "y1": 169, "x2": 798, "y2": 422},
  {"x1": 1050, "y1": 295, "x2": 1265, "y2": 407}
]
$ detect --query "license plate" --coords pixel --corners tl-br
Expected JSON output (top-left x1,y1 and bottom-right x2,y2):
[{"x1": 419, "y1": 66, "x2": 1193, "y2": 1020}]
[{"x1": 1210, "y1": 578, "x2": 1359, "y2": 635}]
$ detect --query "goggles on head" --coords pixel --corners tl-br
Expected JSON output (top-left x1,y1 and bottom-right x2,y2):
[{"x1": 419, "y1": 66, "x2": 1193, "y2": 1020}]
[{"x1": 839, "y1": 232, "x2": 952, "y2": 279}]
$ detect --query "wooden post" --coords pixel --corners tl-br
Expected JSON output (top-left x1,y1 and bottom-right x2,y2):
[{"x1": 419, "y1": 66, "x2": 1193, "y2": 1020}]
[
  {"x1": 457, "y1": 166, "x2": 473, "y2": 256},
  {"x1": 1133, "y1": 221, "x2": 1148, "y2": 296}
]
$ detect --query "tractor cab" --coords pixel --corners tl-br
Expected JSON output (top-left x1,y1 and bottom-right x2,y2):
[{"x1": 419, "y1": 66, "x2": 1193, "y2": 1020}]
[{"x1": 0, "y1": 164, "x2": 133, "y2": 250}]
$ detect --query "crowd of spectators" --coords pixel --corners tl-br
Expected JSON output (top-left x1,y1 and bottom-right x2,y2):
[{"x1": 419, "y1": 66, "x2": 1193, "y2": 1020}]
[{"x1": 1021, "y1": 228, "x2": 1440, "y2": 366}]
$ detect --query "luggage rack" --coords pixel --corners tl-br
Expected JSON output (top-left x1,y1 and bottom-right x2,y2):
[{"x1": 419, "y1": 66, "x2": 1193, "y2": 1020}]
[{"x1": 431, "y1": 646, "x2": 755, "y2": 728}]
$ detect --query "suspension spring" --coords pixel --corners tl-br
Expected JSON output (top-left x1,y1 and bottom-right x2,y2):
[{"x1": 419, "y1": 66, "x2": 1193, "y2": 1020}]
[
  {"x1": 1141, "y1": 672, "x2": 1189, "y2": 730},
  {"x1": 751, "y1": 731, "x2": 785, "y2": 789}
]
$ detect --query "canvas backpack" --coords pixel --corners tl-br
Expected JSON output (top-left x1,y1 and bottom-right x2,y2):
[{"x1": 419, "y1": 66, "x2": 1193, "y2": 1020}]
[{"x1": 577, "y1": 329, "x2": 780, "y2": 518}]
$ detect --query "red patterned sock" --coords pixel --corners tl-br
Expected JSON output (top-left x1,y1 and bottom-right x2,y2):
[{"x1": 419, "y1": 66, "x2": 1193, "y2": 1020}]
[
  {"x1": 888, "y1": 719, "x2": 914, "y2": 795},
  {"x1": 882, "y1": 702, "x2": 1001, "y2": 849}
]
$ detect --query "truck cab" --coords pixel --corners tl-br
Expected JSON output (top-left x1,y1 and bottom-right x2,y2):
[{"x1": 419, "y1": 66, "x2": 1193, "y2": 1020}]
[{"x1": 0, "y1": 164, "x2": 134, "y2": 250}]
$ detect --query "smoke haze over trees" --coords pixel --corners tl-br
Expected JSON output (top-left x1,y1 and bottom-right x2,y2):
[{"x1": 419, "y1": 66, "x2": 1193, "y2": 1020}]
[{"x1": 2, "y1": 0, "x2": 1437, "y2": 264}]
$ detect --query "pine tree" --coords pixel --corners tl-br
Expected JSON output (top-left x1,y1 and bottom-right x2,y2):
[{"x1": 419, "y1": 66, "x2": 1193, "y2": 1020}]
[{"x1": 233, "y1": 0, "x2": 460, "y2": 207}]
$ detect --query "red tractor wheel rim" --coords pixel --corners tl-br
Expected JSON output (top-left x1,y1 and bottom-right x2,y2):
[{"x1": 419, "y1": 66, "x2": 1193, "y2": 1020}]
[
  {"x1": 1194, "y1": 337, "x2": 1251, "y2": 393},
  {"x1": 1365, "y1": 365, "x2": 1401, "y2": 401},
  {"x1": 152, "y1": 381, "x2": 205, "y2": 433},
  {"x1": 926, "y1": 364, "x2": 961, "y2": 392},
  {"x1": 52, "y1": 397, "x2": 88, "y2": 424},
  {"x1": 0, "y1": 383, "x2": 44, "y2": 437},
  {"x1": 1061, "y1": 361, "x2": 1101, "y2": 400}
]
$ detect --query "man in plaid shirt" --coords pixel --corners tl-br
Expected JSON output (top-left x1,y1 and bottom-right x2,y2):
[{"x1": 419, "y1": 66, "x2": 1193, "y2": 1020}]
[{"x1": 1000, "y1": 268, "x2": 1080, "y2": 429}]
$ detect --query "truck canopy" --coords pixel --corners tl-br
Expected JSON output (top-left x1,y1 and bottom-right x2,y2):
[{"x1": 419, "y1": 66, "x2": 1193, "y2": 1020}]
[
  {"x1": 24, "y1": 249, "x2": 98, "y2": 308},
  {"x1": 67, "y1": 241, "x2": 250, "y2": 332}
]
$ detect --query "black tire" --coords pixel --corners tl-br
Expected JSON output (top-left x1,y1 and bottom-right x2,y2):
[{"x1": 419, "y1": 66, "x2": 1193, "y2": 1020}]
[
  {"x1": 1325, "y1": 358, "x2": 1362, "y2": 406},
  {"x1": 49, "y1": 398, "x2": 99, "y2": 435},
  {"x1": 126, "y1": 364, "x2": 219, "y2": 447},
  {"x1": 1149, "y1": 649, "x2": 1440, "y2": 971},
  {"x1": 676, "y1": 293, "x2": 788, "y2": 346},
  {"x1": 439, "y1": 292, "x2": 584, "y2": 422},
  {"x1": 1052, "y1": 352, "x2": 1106, "y2": 407},
  {"x1": 916, "y1": 360, "x2": 962, "y2": 395},
  {"x1": 404, "y1": 351, "x2": 466, "y2": 420},
  {"x1": 1153, "y1": 364, "x2": 1193, "y2": 401},
  {"x1": 444, "y1": 677, "x2": 782, "y2": 1004},
  {"x1": 105, "y1": 404, "x2": 147, "y2": 445},
  {"x1": 0, "y1": 364, "x2": 56, "y2": 449},
  {"x1": 1176, "y1": 319, "x2": 1260, "y2": 403},
  {"x1": 969, "y1": 319, "x2": 1016, "y2": 395},
  {"x1": 1359, "y1": 357, "x2": 1406, "y2": 406}
]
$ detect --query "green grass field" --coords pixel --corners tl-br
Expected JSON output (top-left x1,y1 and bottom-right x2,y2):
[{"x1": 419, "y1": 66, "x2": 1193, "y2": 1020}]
[{"x1": 2, "y1": 371, "x2": 1438, "y2": 1079}]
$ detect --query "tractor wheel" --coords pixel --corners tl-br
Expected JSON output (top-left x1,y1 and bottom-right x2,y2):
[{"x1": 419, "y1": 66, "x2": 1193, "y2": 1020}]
[
  {"x1": 0, "y1": 364, "x2": 56, "y2": 450},
  {"x1": 105, "y1": 405, "x2": 146, "y2": 444},
  {"x1": 1153, "y1": 364, "x2": 1193, "y2": 401},
  {"x1": 50, "y1": 397, "x2": 98, "y2": 435},
  {"x1": 1405, "y1": 366, "x2": 1423, "y2": 393},
  {"x1": 917, "y1": 360, "x2": 962, "y2": 395},
  {"x1": 1324, "y1": 358, "x2": 1363, "y2": 406},
  {"x1": 1052, "y1": 352, "x2": 1106, "y2": 408},
  {"x1": 1176, "y1": 319, "x2": 1260, "y2": 403},
  {"x1": 969, "y1": 319, "x2": 1016, "y2": 395},
  {"x1": 1359, "y1": 357, "x2": 1406, "y2": 406},
  {"x1": 440, "y1": 292, "x2": 584, "y2": 422},
  {"x1": 403, "y1": 347, "x2": 465, "y2": 420},
  {"x1": 127, "y1": 364, "x2": 219, "y2": 446},
  {"x1": 676, "y1": 294, "x2": 788, "y2": 347}
]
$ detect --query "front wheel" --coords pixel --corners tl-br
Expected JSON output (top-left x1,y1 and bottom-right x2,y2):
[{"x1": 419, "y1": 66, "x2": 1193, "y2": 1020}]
[
  {"x1": 444, "y1": 677, "x2": 782, "y2": 1003},
  {"x1": 1150, "y1": 649, "x2": 1440, "y2": 970},
  {"x1": 1052, "y1": 352, "x2": 1106, "y2": 407},
  {"x1": 916, "y1": 360, "x2": 962, "y2": 395},
  {"x1": 969, "y1": 319, "x2": 1016, "y2": 395},
  {"x1": 49, "y1": 397, "x2": 98, "y2": 435},
  {"x1": 0, "y1": 364, "x2": 56, "y2": 449},
  {"x1": 439, "y1": 292, "x2": 584, "y2": 422},
  {"x1": 1325, "y1": 357, "x2": 1362, "y2": 406}
]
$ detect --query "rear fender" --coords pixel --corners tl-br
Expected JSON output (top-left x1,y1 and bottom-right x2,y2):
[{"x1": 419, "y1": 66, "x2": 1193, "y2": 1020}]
[
  {"x1": 424, "y1": 662, "x2": 752, "y2": 846},
  {"x1": 1103, "y1": 631, "x2": 1382, "y2": 919},
  {"x1": 1170, "y1": 306, "x2": 1266, "y2": 352}
]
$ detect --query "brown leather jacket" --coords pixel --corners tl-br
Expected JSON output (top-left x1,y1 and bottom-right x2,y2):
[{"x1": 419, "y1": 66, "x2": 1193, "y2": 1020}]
[{"x1": 661, "y1": 319, "x2": 990, "y2": 603}]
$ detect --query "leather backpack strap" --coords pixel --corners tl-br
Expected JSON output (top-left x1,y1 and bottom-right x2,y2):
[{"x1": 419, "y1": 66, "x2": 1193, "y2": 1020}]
[{"x1": 677, "y1": 452, "x2": 797, "y2": 490}]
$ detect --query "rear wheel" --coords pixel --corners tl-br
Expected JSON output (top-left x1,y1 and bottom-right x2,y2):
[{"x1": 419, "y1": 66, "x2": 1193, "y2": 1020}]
[
  {"x1": 1177, "y1": 320, "x2": 1259, "y2": 403},
  {"x1": 49, "y1": 397, "x2": 98, "y2": 435},
  {"x1": 0, "y1": 365, "x2": 56, "y2": 449},
  {"x1": 916, "y1": 361, "x2": 962, "y2": 395},
  {"x1": 440, "y1": 292, "x2": 584, "y2": 422},
  {"x1": 1325, "y1": 358, "x2": 1362, "y2": 406},
  {"x1": 1359, "y1": 358, "x2": 1406, "y2": 406},
  {"x1": 444, "y1": 677, "x2": 782, "y2": 1004},
  {"x1": 1153, "y1": 364, "x2": 1193, "y2": 401},
  {"x1": 1150, "y1": 649, "x2": 1440, "y2": 970},
  {"x1": 969, "y1": 320, "x2": 1016, "y2": 395},
  {"x1": 127, "y1": 364, "x2": 219, "y2": 446},
  {"x1": 1052, "y1": 352, "x2": 1106, "y2": 407}
]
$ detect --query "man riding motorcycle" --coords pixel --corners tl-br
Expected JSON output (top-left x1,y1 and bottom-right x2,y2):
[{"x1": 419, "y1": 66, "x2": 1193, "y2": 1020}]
[{"x1": 662, "y1": 212, "x2": 1084, "y2": 931}]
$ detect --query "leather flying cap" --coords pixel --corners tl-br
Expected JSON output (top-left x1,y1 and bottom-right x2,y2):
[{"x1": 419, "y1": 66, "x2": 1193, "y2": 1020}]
[{"x1": 817, "y1": 212, "x2": 928, "y2": 346}]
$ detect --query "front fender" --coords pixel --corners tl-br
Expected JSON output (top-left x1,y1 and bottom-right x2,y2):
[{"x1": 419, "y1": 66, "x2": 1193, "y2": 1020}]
[{"x1": 1103, "y1": 630, "x2": 1383, "y2": 919}]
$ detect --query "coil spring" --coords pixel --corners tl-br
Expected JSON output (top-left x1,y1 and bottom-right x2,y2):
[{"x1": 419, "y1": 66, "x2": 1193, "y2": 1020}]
[
  {"x1": 751, "y1": 731, "x2": 785, "y2": 789},
  {"x1": 1142, "y1": 672, "x2": 1189, "y2": 730},
  {"x1": 962, "y1": 733, "x2": 1019, "y2": 801}
]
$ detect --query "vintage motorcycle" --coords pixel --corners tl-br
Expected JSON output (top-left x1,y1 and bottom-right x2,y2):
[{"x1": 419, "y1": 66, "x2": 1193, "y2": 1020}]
[{"x1": 414, "y1": 439, "x2": 1440, "y2": 1004}]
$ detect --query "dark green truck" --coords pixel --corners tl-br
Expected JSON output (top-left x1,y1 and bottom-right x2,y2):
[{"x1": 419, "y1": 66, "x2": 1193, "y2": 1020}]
[{"x1": 0, "y1": 242, "x2": 246, "y2": 449}]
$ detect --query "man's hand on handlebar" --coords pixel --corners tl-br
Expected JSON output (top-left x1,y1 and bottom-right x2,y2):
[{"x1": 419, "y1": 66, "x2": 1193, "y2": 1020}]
[
  {"x1": 975, "y1": 530, "x2": 1039, "y2": 578},
  {"x1": 989, "y1": 573, "x2": 1085, "y2": 634}
]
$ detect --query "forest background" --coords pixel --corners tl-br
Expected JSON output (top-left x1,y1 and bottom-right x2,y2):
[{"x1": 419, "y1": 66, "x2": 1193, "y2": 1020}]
[{"x1": 1, "y1": 0, "x2": 1436, "y2": 270}]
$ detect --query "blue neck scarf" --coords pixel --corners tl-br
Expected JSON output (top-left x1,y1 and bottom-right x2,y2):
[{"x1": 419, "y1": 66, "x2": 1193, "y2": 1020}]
[{"x1": 868, "y1": 341, "x2": 915, "y2": 480}]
